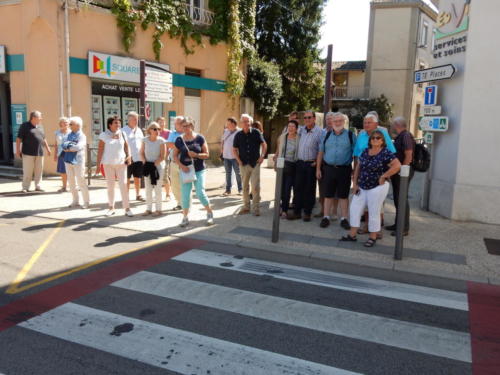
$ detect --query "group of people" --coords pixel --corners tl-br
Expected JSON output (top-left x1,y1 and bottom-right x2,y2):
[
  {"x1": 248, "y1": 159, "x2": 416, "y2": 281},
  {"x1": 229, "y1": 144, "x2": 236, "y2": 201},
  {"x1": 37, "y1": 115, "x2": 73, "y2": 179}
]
[
  {"x1": 270, "y1": 110, "x2": 415, "y2": 247},
  {"x1": 16, "y1": 111, "x2": 215, "y2": 227},
  {"x1": 16, "y1": 109, "x2": 415, "y2": 245}
]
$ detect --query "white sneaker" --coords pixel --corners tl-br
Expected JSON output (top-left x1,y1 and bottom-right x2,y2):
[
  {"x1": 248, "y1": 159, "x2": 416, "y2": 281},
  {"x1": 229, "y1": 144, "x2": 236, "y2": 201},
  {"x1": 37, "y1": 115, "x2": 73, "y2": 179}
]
[
  {"x1": 105, "y1": 209, "x2": 116, "y2": 217},
  {"x1": 81, "y1": 202, "x2": 89, "y2": 209},
  {"x1": 179, "y1": 216, "x2": 189, "y2": 227},
  {"x1": 125, "y1": 209, "x2": 134, "y2": 217},
  {"x1": 206, "y1": 212, "x2": 214, "y2": 226},
  {"x1": 68, "y1": 202, "x2": 79, "y2": 208}
]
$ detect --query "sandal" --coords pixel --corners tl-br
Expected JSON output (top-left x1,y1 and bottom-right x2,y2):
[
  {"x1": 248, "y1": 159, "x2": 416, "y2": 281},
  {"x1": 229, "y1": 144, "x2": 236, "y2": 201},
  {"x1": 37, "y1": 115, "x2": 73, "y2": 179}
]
[
  {"x1": 364, "y1": 238, "x2": 377, "y2": 247},
  {"x1": 357, "y1": 228, "x2": 369, "y2": 235},
  {"x1": 376, "y1": 232, "x2": 383, "y2": 240},
  {"x1": 340, "y1": 235, "x2": 357, "y2": 242}
]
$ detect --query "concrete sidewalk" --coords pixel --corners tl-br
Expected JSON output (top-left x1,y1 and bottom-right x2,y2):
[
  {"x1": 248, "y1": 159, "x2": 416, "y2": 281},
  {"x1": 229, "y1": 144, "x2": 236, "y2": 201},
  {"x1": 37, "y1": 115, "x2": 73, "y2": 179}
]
[{"x1": 1, "y1": 165, "x2": 499, "y2": 285}]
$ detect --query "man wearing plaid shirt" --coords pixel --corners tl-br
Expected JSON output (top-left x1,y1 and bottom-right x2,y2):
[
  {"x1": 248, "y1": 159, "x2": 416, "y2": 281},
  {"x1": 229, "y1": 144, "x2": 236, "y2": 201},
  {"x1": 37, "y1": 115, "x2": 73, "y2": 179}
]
[{"x1": 287, "y1": 110, "x2": 323, "y2": 222}]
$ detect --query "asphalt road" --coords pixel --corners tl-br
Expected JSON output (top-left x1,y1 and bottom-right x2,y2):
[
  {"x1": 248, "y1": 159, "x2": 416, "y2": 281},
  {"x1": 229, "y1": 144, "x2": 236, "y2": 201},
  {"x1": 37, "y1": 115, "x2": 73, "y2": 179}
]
[{"x1": 0, "y1": 216, "x2": 477, "y2": 375}]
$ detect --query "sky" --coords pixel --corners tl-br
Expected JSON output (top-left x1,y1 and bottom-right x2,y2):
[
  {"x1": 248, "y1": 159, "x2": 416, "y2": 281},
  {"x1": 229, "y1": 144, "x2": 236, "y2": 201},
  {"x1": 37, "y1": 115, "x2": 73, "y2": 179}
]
[{"x1": 319, "y1": 0, "x2": 438, "y2": 61}]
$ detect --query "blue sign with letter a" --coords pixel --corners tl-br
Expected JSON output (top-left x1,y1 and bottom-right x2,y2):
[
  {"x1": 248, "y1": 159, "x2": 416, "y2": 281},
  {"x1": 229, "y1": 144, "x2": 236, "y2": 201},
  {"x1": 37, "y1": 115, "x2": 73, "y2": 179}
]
[{"x1": 424, "y1": 85, "x2": 438, "y2": 106}]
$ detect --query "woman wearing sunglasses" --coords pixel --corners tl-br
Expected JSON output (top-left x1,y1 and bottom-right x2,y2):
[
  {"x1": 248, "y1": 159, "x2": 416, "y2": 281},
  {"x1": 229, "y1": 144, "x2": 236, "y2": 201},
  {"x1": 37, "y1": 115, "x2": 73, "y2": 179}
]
[
  {"x1": 140, "y1": 122, "x2": 166, "y2": 216},
  {"x1": 341, "y1": 130, "x2": 401, "y2": 247}
]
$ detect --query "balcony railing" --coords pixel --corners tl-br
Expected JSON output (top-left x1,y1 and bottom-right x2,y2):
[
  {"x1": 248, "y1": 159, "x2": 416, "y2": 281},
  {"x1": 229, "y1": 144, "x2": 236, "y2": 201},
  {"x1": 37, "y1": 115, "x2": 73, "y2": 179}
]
[
  {"x1": 184, "y1": 3, "x2": 214, "y2": 26},
  {"x1": 77, "y1": 1, "x2": 214, "y2": 26},
  {"x1": 333, "y1": 86, "x2": 370, "y2": 99}
]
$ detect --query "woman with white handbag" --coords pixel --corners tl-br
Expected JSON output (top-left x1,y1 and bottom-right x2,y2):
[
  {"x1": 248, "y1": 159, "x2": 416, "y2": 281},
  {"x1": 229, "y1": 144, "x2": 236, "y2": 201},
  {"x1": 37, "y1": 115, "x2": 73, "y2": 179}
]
[{"x1": 173, "y1": 117, "x2": 214, "y2": 227}]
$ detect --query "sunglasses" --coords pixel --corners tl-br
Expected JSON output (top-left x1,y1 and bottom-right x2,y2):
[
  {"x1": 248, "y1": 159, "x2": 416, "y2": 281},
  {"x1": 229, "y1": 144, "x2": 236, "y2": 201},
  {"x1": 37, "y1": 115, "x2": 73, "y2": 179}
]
[
  {"x1": 371, "y1": 136, "x2": 383, "y2": 140},
  {"x1": 304, "y1": 116, "x2": 313, "y2": 119},
  {"x1": 151, "y1": 128, "x2": 160, "y2": 131}
]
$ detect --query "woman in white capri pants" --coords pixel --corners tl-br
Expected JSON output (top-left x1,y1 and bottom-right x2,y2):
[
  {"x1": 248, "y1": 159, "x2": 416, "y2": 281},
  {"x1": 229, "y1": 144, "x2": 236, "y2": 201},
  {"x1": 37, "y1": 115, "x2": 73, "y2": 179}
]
[
  {"x1": 341, "y1": 130, "x2": 401, "y2": 247},
  {"x1": 62, "y1": 116, "x2": 89, "y2": 208},
  {"x1": 140, "y1": 122, "x2": 166, "y2": 216},
  {"x1": 95, "y1": 116, "x2": 133, "y2": 217}
]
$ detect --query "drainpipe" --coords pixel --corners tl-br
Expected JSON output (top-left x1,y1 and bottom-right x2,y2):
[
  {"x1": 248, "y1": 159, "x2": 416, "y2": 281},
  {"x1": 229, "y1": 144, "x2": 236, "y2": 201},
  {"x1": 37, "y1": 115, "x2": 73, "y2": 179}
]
[{"x1": 63, "y1": 0, "x2": 72, "y2": 116}]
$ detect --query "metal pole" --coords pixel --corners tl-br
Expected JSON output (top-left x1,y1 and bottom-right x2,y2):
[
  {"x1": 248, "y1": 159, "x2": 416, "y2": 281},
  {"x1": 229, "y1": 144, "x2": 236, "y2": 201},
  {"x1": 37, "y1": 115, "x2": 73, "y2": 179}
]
[
  {"x1": 86, "y1": 144, "x2": 91, "y2": 186},
  {"x1": 271, "y1": 157, "x2": 285, "y2": 243},
  {"x1": 63, "y1": 0, "x2": 72, "y2": 116},
  {"x1": 421, "y1": 140, "x2": 432, "y2": 211},
  {"x1": 394, "y1": 165, "x2": 410, "y2": 260},
  {"x1": 139, "y1": 60, "x2": 146, "y2": 129},
  {"x1": 323, "y1": 44, "x2": 333, "y2": 127}
]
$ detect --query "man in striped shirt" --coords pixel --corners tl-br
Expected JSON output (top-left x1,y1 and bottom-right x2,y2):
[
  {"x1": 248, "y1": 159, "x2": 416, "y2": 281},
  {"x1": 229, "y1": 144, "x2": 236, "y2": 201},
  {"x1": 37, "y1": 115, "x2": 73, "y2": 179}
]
[{"x1": 288, "y1": 110, "x2": 323, "y2": 222}]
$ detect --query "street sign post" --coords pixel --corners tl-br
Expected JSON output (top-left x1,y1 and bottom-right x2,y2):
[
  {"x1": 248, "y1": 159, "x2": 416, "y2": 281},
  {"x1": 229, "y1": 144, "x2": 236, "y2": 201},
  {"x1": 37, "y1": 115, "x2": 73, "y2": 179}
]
[
  {"x1": 424, "y1": 132, "x2": 434, "y2": 144},
  {"x1": 424, "y1": 85, "x2": 438, "y2": 105},
  {"x1": 421, "y1": 106, "x2": 442, "y2": 116},
  {"x1": 145, "y1": 66, "x2": 173, "y2": 103},
  {"x1": 419, "y1": 116, "x2": 449, "y2": 132},
  {"x1": 414, "y1": 64, "x2": 455, "y2": 83}
]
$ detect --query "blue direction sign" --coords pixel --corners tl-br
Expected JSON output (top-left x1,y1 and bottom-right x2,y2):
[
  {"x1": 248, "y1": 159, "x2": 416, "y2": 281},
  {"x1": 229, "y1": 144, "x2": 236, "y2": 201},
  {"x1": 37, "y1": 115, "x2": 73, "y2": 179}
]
[
  {"x1": 419, "y1": 116, "x2": 449, "y2": 132},
  {"x1": 415, "y1": 64, "x2": 455, "y2": 83},
  {"x1": 424, "y1": 85, "x2": 438, "y2": 106}
]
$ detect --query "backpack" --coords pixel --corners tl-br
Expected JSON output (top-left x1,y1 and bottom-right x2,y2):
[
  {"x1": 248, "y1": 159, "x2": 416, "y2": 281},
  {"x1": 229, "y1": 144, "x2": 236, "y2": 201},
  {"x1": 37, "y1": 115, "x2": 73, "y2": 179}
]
[
  {"x1": 323, "y1": 130, "x2": 354, "y2": 149},
  {"x1": 412, "y1": 143, "x2": 431, "y2": 172}
]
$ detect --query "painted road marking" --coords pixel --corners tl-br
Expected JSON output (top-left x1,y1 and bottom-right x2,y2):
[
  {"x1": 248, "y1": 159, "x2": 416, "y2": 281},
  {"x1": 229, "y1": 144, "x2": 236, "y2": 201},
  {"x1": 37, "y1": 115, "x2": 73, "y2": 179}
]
[
  {"x1": 0, "y1": 238, "x2": 203, "y2": 331},
  {"x1": 20, "y1": 303, "x2": 360, "y2": 375},
  {"x1": 6, "y1": 236, "x2": 174, "y2": 294},
  {"x1": 112, "y1": 271, "x2": 472, "y2": 363},
  {"x1": 468, "y1": 281, "x2": 500, "y2": 375},
  {"x1": 173, "y1": 249, "x2": 469, "y2": 311},
  {"x1": 6, "y1": 220, "x2": 65, "y2": 294}
]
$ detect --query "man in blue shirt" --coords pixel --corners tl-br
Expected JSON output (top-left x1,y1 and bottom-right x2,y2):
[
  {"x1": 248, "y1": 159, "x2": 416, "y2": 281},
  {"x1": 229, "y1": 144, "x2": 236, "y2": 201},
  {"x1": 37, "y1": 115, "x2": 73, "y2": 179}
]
[
  {"x1": 353, "y1": 113, "x2": 396, "y2": 158},
  {"x1": 316, "y1": 113, "x2": 356, "y2": 230},
  {"x1": 166, "y1": 116, "x2": 184, "y2": 210}
]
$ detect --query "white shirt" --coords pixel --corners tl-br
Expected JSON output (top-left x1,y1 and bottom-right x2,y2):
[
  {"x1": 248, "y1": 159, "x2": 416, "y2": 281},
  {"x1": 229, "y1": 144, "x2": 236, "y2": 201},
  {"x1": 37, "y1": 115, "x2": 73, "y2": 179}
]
[
  {"x1": 122, "y1": 125, "x2": 144, "y2": 162},
  {"x1": 99, "y1": 130, "x2": 126, "y2": 165},
  {"x1": 221, "y1": 127, "x2": 240, "y2": 159}
]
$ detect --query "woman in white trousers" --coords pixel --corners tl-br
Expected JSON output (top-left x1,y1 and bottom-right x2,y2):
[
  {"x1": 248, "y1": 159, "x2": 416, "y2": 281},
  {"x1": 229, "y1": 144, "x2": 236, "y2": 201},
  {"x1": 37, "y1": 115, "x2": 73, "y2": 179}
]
[
  {"x1": 140, "y1": 122, "x2": 166, "y2": 216},
  {"x1": 341, "y1": 130, "x2": 401, "y2": 247},
  {"x1": 96, "y1": 116, "x2": 133, "y2": 217},
  {"x1": 62, "y1": 116, "x2": 89, "y2": 208}
]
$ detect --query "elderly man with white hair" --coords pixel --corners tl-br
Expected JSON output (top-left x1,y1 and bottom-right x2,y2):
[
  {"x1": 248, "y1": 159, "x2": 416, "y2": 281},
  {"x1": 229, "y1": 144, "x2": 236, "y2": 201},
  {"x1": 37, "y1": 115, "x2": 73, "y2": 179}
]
[
  {"x1": 122, "y1": 111, "x2": 145, "y2": 202},
  {"x1": 233, "y1": 113, "x2": 267, "y2": 216},
  {"x1": 353, "y1": 112, "x2": 396, "y2": 158},
  {"x1": 316, "y1": 112, "x2": 356, "y2": 230},
  {"x1": 62, "y1": 116, "x2": 89, "y2": 208}
]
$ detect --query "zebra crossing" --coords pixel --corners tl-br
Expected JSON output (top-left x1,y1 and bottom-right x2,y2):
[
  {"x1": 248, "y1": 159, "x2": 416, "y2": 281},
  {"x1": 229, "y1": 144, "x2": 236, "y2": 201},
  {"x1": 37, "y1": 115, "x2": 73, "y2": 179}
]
[{"x1": 0, "y1": 248, "x2": 472, "y2": 374}]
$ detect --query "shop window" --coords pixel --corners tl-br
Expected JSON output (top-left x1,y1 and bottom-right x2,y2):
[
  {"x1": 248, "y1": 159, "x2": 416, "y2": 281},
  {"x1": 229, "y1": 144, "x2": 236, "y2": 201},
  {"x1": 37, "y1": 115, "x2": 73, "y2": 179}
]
[{"x1": 185, "y1": 67, "x2": 202, "y2": 77}]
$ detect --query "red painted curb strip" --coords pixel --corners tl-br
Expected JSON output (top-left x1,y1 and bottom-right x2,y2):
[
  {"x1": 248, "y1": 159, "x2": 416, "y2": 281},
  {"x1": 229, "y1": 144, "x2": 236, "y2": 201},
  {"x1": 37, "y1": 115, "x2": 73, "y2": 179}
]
[
  {"x1": 0, "y1": 238, "x2": 205, "y2": 332},
  {"x1": 468, "y1": 281, "x2": 500, "y2": 375}
]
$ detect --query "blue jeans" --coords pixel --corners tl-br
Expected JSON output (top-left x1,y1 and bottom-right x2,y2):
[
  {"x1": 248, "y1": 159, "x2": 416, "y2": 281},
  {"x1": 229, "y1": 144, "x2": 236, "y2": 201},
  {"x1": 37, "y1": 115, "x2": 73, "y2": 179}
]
[
  {"x1": 224, "y1": 158, "x2": 242, "y2": 193},
  {"x1": 181, "y1": 169, "x2": 210, "y2": 209}
]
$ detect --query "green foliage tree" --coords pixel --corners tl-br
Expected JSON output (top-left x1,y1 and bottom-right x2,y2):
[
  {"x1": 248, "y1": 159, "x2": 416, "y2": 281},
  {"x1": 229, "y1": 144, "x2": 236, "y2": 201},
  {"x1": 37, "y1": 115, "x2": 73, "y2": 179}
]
[
  {"x1": 244, "y1": 57, "x2": 283, "y2": 118},
  {"x1": 347, "y1": 94, "x2": 394, "y2": 129},
  {"x1": 254, "y1": 0, "x2": 325, "y2": 116}
]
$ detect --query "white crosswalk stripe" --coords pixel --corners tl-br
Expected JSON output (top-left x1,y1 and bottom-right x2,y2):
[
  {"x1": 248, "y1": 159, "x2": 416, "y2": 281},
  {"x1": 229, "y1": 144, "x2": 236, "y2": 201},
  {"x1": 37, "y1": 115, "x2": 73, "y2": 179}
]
[
  {"x1": 14, "y1": 249, "x2": 472, "y2": 374},
  {"x1": 112, "y1": 271, "x2": 471, "y2": 363},
  {"x1": 19, "y1": 303, "x2": 360, "y2": 375},
  {"x1": 173, "y1": 249, "x2": 469, "y2": 311}
]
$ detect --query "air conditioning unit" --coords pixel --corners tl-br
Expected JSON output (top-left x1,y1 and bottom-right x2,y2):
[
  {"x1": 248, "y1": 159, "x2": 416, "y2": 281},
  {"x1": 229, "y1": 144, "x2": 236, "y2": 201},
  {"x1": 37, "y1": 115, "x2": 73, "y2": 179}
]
[{"x1": 240, "y1": 97, "x2": 255, "y2": 117}]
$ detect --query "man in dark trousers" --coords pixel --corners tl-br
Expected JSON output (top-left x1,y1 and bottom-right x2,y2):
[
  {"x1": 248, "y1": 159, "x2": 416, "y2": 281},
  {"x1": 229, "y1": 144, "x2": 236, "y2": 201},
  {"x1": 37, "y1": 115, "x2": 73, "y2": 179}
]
[
  {"x1": 387, "y1": 117, "x2": 415, "y2": 236},
  {"x1": 287, "y1": 110, "x2": 323, "y2": 222},
  {"x1": 16, "y1": 110, "x2": 51, "y2": 193}
]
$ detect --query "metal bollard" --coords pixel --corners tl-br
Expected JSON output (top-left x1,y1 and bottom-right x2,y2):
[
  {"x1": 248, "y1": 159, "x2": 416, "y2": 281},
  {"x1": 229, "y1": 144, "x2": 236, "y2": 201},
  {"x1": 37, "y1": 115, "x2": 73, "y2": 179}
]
[
  {"x1": 86, "y1": 144, "x2": 91, "y2": 186},
  {"x1": 394, "y1": 165, "x2": 410, "y2": 260},
  {"x1": 271, "y1": 157, "x2": 285, "y2": 243}
]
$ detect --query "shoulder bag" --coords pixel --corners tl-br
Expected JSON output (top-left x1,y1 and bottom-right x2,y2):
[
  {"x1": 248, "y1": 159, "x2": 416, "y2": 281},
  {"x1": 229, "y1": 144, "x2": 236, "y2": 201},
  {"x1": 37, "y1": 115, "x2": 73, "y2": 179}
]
[{"x1": 179, "y1": 135, "x2": 197, "y2": 184}]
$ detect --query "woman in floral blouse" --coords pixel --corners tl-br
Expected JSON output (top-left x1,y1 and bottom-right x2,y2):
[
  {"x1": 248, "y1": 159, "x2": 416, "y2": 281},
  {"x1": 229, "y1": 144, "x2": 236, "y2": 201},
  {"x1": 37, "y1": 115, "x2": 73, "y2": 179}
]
[{"x1": 341, "y1": 130, "x2": 401, "y2": 247}]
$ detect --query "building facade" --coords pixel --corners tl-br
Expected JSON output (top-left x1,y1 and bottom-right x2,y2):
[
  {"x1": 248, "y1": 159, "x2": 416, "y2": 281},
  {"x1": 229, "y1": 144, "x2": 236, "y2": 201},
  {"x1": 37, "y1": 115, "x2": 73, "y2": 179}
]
[
  {"x1": 332, "y1": 0, "x2": 437, "y2": 135},
  {"x1": 0, "y1": 0, "x2": 240, "y2": 172},
  {"x1": 426, "y1": 0, "x2": 500, "y2": 225}
]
